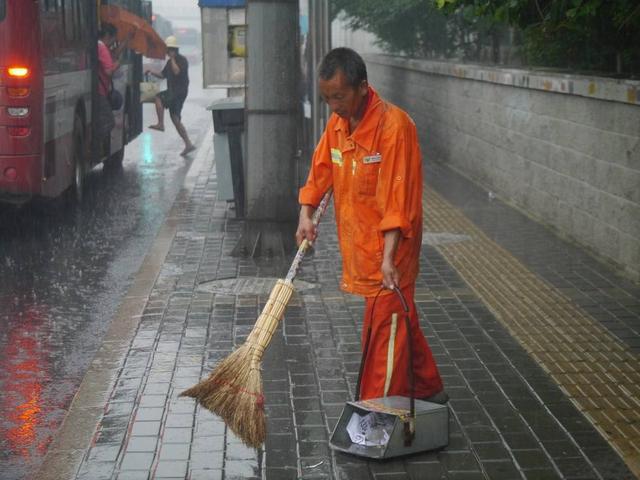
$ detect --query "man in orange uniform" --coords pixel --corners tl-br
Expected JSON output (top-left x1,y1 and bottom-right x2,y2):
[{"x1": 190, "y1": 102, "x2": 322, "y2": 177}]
[{"x1": 296, "y1": 48, "x2": 447, "y2": 403}]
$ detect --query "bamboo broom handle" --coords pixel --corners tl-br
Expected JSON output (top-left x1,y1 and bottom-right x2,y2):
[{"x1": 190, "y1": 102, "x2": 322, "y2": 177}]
[
  {"x1": 246, "y1": 281, "x2": 292, "y2": 345},
  {"x1": 285, "y1": 189, "x2": 333, "y2": 283},
  {"x1": 248, "y1": 189, "x2": 332, "y2": 361},
  {"x1": 250, "y1": 282, "x2": 293, "y2": 350}
]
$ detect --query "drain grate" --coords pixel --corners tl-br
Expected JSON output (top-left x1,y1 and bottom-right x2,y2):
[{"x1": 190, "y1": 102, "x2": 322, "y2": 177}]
[{"x1": 198, "y1": 276, "x2": 317, "y2": 296}]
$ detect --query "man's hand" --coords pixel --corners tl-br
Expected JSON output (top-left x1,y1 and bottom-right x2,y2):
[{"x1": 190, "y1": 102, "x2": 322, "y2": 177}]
[
  {"x1": 381, "y1": 259, "x2": 400, "y2": 290},
  {"x1": 295, "y1": 205, "x2": 317, "y2": 246},
  {"x1": 382, "y1": 229, "x2": 401, "y2": 289}
]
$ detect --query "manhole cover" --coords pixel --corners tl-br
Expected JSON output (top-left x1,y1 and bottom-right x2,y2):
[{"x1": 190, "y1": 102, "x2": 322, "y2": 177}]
[
  {"x1": 198, "y1": 277, "x2": 317, "y2": 295},
  {"x1": 422, "y1": 232, "x2": 472, "y2": 246}
]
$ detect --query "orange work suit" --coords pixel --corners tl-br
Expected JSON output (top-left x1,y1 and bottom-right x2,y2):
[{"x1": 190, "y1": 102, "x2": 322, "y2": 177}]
[{"x1": 299, "y1": 87, "x2": 443, "y2": 400}]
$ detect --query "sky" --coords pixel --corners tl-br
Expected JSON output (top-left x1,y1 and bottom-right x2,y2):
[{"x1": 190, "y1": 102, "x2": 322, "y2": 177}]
[{"x1": 150, "y1": 0, "x2": 202, "y2": 30}]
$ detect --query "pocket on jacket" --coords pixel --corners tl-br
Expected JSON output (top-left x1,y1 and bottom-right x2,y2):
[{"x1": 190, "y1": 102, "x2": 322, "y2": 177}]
[
  {"x1": 357, "y1": 163, "x2": 380, "y2": 196},
  {"x1": 352, "y1": 228, "x2": 383, "y2": 280}
]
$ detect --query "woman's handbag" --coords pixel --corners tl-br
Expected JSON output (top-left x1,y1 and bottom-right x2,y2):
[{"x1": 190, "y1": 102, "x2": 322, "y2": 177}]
[
  {"x1": 140, "y1": 73, "x2": 160, "y2": 103},
  {"x1": 100, "y1": 75, "x2": 124, "y2": 110},
  {"x1": 108, "y1": 85, "x2": 124, "y2": 110}
]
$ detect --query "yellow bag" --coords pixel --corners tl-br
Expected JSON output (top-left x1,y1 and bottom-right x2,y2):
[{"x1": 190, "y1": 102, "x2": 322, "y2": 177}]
[{"x1": 140, "y1": 81, "x2": 160, "y2": 103}]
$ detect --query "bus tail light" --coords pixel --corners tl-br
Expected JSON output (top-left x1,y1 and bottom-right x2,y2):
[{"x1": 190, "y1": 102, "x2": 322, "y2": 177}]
[
  {"x1": 7, "y1": 87, "x2": 30, "y2": 97},
  {"x1": 7, "y1": 66, "x2": 30, "y2": 78},
  {"x1": 7, "y1": 126, "x2": 31, "y2": 137},
  {"x1": 7, "y1": 107, "x2": 29, "y2": 117},
  {"x1": 4, "y1": 168, "x2": 18, "y2": 181}
]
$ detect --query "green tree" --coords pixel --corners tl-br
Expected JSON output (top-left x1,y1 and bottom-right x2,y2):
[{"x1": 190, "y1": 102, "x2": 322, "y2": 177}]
[
  {"x1": 436, "y1": 0, "x2": 640, "y2": 74},
  {"x1": 331, "y1": 0, "x2": 465, "y2": 59}
]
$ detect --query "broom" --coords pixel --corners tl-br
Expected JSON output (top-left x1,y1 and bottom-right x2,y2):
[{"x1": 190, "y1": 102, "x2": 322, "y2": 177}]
[{"x1": 180, "y1": 190, "x2": 333, "y2": 448}]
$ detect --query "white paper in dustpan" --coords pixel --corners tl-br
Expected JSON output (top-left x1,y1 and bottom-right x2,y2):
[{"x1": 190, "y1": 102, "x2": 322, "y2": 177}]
[{"x1": 346, "y1": 411, "x2": 394, "y2": 447}]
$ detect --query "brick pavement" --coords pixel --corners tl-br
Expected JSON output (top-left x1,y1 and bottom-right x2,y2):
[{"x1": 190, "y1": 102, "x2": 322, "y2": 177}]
[{"x1": 39, "y1": 138, "x2": 639, "y2": 479}]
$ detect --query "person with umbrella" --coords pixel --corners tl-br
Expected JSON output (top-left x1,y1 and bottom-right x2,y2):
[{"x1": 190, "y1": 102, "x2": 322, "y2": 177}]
[
  {"x1": 296, "y1": 48, "x2": 448, "y2": 404},
  {"x1": 97, "y1": 23, "x2": 130, "y2": 151},
  {"x1": 146, "y1": 36, "x2": 196, "y2": 156}
]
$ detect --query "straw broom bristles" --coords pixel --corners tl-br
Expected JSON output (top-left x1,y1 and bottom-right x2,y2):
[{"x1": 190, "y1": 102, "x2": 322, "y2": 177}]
[
  {"x1": 180, "y1": 279, "x2": 294, "y2": 448},
  {"x1": 180, "y1": 189, "x2": 332, "y2": 448}
]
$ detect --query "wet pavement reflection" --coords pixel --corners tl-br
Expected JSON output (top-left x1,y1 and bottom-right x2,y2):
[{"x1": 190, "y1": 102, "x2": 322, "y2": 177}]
[{"x1": 0, "y1": 71, "x2": 211, "y2": 480}]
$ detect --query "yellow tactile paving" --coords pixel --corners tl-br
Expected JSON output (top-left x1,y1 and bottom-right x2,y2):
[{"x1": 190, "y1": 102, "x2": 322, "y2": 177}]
[{"x1": 424, "y1": 186, "x2": 640, "y2": 476}]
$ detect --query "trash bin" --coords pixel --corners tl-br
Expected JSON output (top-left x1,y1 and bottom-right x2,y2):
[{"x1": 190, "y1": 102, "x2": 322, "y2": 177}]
[{"x1": 207, "y1": 96, "x2": 245, "y2": 216}]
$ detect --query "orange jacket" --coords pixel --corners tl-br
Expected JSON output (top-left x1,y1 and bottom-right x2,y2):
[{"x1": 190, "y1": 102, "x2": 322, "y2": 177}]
[{"x1": 299, "y1": 87, "x2": 423, "y2": 297}]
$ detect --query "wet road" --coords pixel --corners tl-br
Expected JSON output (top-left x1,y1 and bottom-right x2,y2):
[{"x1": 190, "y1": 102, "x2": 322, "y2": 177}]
[{"x1": 0, "y1": 70, "x2": 214, "y2": 480}]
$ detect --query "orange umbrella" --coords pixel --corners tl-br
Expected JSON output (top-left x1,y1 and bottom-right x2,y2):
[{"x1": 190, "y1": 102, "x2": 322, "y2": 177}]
[{"x1": 100, "y1": 5, "x2": 167, "y2": 59}]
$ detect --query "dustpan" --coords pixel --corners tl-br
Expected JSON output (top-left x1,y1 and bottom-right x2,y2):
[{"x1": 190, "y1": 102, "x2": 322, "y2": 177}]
[{"x1": 329, "y1": 287, "x2": 449, "y2": 459}]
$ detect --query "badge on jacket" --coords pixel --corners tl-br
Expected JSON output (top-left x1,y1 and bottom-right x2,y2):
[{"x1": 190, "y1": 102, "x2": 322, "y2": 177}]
[
  {"x1": 331, "y1": 148, "x2": 343, "y2": 167},
  {"x1": 363, "y1": 153, "x2": 382, "y2": 164}
]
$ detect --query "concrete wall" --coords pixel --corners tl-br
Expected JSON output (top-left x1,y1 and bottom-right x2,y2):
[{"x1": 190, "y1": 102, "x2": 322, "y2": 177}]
[{"x1": 365, "y1": 55, "x2": 640, "y2": 281}]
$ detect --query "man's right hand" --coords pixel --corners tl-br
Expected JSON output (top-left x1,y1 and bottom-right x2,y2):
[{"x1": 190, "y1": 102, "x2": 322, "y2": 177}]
[{"x1": 295, "y1": 206, "x2": 317, "y2": 246}]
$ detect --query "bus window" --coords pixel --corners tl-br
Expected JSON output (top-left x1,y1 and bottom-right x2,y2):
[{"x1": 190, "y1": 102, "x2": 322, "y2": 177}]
[
  {"x1": 0, "y1": 0, "x2": 5, "y2": 21},
  {"x1": 43, "y1": 0, "x2": 61, "y2": 12}
]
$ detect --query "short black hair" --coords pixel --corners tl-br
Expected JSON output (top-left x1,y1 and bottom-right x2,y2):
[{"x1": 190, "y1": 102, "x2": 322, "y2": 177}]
[
  {"x1": 98, "y1": 23, "x2": 117, "y2": 39},
  {"x1": 318, "y1": 47, "x2": 367, "y2": 88}
]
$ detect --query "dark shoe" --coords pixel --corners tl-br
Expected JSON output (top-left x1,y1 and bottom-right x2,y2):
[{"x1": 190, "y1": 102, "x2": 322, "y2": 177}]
[{"x1": 420, "y1": 391, "x2": 449, "y2": 404}]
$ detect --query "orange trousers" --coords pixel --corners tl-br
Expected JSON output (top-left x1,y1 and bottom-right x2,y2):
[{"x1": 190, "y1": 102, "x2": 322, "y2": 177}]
[{"x1": 359, "y1": 284, "x2": 443, "y2": 400}]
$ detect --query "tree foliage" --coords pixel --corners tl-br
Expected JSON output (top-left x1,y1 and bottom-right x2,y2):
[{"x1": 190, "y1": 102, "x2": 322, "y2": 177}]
[
  {"x1": 331, "y1": 0, "x2": 640, "y2": 75},
  {"x1": 331, "y1": 0, "x2": 472, "y2": 59},
  {"x1": 437, "y1": 0, "x2": 640, "y2": 74}
]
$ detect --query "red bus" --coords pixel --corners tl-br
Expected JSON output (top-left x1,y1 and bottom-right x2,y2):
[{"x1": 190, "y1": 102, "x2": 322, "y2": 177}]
[{"x1": 0, "y1": 0, "x2": 144, "y2": 204}]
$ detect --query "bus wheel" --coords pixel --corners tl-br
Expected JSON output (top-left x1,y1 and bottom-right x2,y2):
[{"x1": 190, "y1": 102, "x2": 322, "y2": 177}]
[{"x1": 71, "y1": 115, "x2": 86, "y2": 202}]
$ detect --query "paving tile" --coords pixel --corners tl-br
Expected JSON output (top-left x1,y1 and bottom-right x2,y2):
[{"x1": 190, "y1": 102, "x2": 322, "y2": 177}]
[
  {"x1": 472, "y1": 442, "x2": 511, "y2": 461},
  {"x1": 126, "y1": 436, "x2": 158, "y2": 453},
  {"x1": 87, "y1": 444, "x2": 121, "y2": 463},
  {"x1": 130, "y1": 421, "x2": 161, "y2": 437},
  {"x1": 116, "y1": 472, "x2": 150, "y2": 480},
  {"x1": 224, "y1": 459, "x2": 261, "y2": 478},
  {"x1": 189, "y1": 469, "x2": 223, "y2": 480},
  {"x1": 162, "y1": 427, "x2": 192, "y2": 443},
  {"x1": 437, "y1": 451, "x2": 481, "y2": 471},
  {"x1": 190, "y1": 435, "x2": 225, "y2": 453},
  {"x1": 154, "y1": 460, "x2": 188, "y2": 478},
  {"x1": 481, "y1": 460, "x2": 522, "y2": 479},
  {"x1": 158, "y1": 443, "x2": 190, "y2": 460},
  {"x1": 120, "y1": 452, "x2": 154, "y2": 471}
]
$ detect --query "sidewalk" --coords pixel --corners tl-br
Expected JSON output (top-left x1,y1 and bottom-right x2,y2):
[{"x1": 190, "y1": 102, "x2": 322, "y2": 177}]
[{"x1": 37, "y1": 135, "x2": 639, "y2": 479}]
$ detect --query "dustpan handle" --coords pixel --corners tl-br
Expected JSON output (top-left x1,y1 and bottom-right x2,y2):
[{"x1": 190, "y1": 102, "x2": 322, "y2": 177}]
[
  {"x1": 393, "y1": 286, "x2": 416, "y2": 446},
  {"x1": 286, "y1": 189, "x2": 333, "y2": 283}
]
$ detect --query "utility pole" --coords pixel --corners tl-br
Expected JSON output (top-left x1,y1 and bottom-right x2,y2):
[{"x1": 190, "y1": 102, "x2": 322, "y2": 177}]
[
  {"x1": 245, "y1": 0, "x2": 299, "y2": 223},
  {"x1": 309, "y1": 0, "x2": 331, "y2": 144}
]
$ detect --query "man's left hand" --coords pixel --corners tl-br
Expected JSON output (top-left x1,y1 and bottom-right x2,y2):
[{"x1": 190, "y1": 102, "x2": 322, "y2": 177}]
[{"x1": 381, "y1": 259, "x2": 400, "y2": 290}]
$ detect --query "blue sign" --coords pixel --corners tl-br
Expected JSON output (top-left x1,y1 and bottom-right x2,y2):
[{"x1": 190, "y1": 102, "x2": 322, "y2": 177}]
[{"x1": 199, "y1": 0, "x2": 245, "y2": 7}]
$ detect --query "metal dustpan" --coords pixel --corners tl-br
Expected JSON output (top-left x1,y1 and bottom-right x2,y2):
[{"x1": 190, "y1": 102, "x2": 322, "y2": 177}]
[
  {"x1": 329, "y1": 287, "x2": 449, "y2": 459},
  {"x1": 329, "y1": 396, "x2": 448, "y2": 459}
]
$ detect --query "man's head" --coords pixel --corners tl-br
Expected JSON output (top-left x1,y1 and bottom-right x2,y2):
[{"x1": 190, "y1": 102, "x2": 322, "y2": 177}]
[
  {"x1": 318, "y1": 48, "x2": 368, "y2": 120},
  {"x1": 165, "y1": 36, "x2": 179, "y2": 57},
  {"x1": 98, "y1": 23, "x2": 118, "y2": 47}
]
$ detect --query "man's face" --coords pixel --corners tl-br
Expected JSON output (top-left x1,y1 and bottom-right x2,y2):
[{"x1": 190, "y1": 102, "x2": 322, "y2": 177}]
[
  {"x1": 319, "y1": 69, "x2": 368, "y2": 120},
  {"x1": 167, "y1": 48, "x2": 177, "y2": 58}
]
